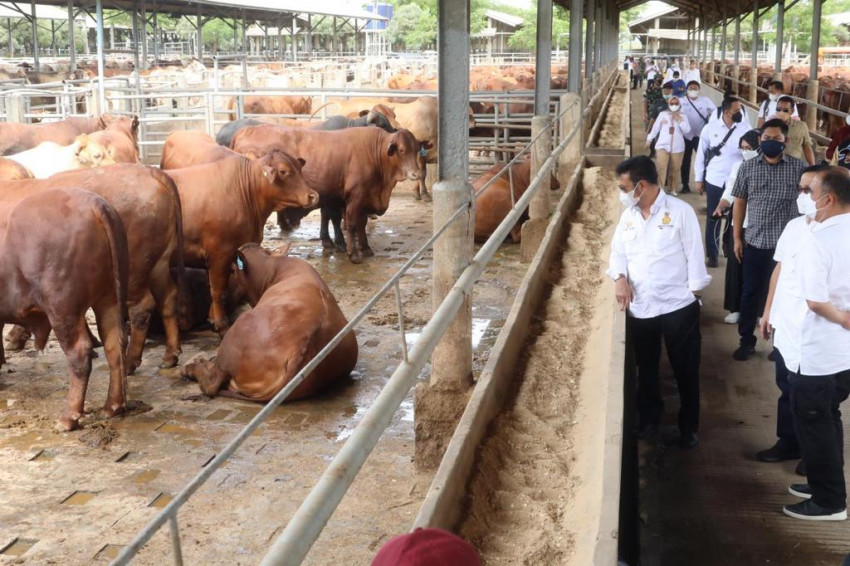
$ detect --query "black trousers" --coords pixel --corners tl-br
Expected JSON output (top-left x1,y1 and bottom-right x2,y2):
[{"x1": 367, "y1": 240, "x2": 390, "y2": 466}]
[
  {"x1": 789, "y1": 370, "x2": 850, "y2": 510},
  {"x1": 774, "y1": 349, "x2": 798, "y2": 447},
  {"x1": 738, "y1": 245, "x2": 776, "y2": 345},
  {"x1": 681, "y1": 136, "x2": 700, "y2": 191},
  {"x1": 627, "y1": 301, "x2": 702, "y2": 434},
  {"x1": 722, "y1": 221, "x2": 744, "y2": 313}
]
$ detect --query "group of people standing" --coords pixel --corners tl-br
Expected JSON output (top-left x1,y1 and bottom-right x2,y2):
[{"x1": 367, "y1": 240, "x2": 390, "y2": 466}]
[{"x1": 610, "y1": 68, "x2": 850, "y2": 522}]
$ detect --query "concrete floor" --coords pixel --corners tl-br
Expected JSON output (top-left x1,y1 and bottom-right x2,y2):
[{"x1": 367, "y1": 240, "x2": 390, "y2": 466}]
[{"x1": 630, "y1": 88, "x2": 850, "y2": 565}]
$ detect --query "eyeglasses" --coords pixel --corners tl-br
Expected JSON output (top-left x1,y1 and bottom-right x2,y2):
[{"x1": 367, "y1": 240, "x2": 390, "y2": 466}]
[{"x1": 776, "y1": 108, "x2": 791, "y2": 113}]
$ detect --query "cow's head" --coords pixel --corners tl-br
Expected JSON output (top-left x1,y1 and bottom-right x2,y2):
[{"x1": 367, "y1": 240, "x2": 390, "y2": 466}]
[
  {"x1": 258, "y1": 150, "x2": 319, "y2": 210},
  {"x1": 363, "y1": 108, "x2": 398, "y2": 134},
  {"x1": 232, "y1": 243, "x2": 287, "y2": 306},
  {"x1": 74, "y1": 134, "x2": 117, "y2": 167},
  {"x1": 385, "y1": 129, "x2": 422, "y2": 184}
]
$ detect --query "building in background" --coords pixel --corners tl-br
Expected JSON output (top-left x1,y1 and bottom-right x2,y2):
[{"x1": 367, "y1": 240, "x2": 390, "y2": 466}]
[{"x1": 472, "y1": 10, "x2": 525, "y2": 55}]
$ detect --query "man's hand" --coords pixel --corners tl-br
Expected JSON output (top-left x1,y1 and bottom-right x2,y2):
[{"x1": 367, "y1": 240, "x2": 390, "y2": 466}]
[
  {"x1": 645, "y1": 141, "x2": 651, "y2": 149},
  {"x1": 615, "y1": 277, "x2": 633, "y2": 312},
  {"x1": 734, "y1": 238, "x2": 744, "y2": 263},
  {"x1": 696, "y1": 182, "x2": 704, "y2": 195},
  {"x1": 713, "y1": 198, "x2": 731, "y2": 218},
  {"x1": 759, "y1": 316, "x2": 772, "y2": 340}
]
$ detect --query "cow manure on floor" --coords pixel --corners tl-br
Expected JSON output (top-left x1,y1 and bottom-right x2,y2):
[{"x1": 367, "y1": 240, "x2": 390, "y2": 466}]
[{"x1": 78, "y1": 422, "x2": 118, "y2": 449}]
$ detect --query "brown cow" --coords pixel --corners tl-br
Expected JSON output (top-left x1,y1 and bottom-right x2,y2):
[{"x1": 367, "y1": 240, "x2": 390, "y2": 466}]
[
  {"x1": 77, "y1": 115, "x2": 140, "y2": 165},
  {"x1": 227, "y1": 95, "x2": 312, "y2": 120},
  {"x1": 0, "y1": 188, "x2": 128, "y2": 430},
  {"x1": 164, "y1": 151, "x2": 318, "y2": 333},
  {"x1": 161, "y1": 130, "x2": 235, "y2": 169},
  {"x1": 181, "y1": 243, "x2": 357, "y2": 401},
  {"x1": 0, "y1": 116, "x2": 105, "y2": 156},
  {"x1": 1, "y1": 165, "x2": 185, "y2": 373},
  {"x1": 473, "y1": 159, "x2": 560, "y2": 243},
  {"x1": 230, "y1": 125, "x2": 421, "y2": 263},
  {"x1": 0, "y1": 157, "x2": 32, "y2": 180}
]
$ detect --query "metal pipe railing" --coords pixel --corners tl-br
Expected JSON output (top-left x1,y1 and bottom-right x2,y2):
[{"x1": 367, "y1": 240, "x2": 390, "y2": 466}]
[{"x1": 110, "y1": 89, "x2": 584, "y2": 565}]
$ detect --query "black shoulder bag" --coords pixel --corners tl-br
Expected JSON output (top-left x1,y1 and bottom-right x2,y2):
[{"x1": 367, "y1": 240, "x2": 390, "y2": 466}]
[{"x1": 703, "y1": 125, "x2": 737, "y2": 179}]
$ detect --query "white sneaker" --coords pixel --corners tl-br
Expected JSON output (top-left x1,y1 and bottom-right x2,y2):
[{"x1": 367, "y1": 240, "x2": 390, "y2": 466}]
[{"x1": 724, "y1": 312, "x2": 740, "y2": 324}]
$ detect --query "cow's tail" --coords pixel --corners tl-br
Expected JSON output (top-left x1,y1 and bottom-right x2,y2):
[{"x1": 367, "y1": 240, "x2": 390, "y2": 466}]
[
  {"x1": 91, "y1": 196, "x2": 130, "y2": 350},
  {"x1": 151, "y1": 167, "x2": 190, "y2": 327},
  {"x1": 307, "y1": 102, "x2": 334, "y2": 123}
]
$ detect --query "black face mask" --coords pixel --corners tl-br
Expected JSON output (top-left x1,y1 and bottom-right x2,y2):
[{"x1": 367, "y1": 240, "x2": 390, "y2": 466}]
[{"x1": 731, "y1": 111, "x2": 743, "y2": 123}]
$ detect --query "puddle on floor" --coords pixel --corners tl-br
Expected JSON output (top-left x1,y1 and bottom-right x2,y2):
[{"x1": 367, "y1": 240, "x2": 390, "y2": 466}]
[
  {"x1": 155, "y1": 423, "x2": 196, "y2": 435},
  {"x1": 149, "y1": 493, "x2": 173, "y2": 508},
  {"x1": 0, "y1": 538, "x2": 37, "y2": 556},
  {"x1": 94, "y1": 544, "x2": 123, "y2": 561},
  {"x1": 133, "y1": 469, "x2": 160, "y2": 484},
  {"x1": 0, "y1": 430, "x2": 48, "y2": 451},
  {"x1": 62, "y1": 491, "x2": 96, "y2": 505}
]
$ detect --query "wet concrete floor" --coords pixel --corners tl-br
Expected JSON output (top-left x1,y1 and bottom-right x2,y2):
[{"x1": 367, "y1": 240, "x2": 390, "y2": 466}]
[
  {"x1": 0, "y1": 180, "x2": 535, "y2": 565},
  {"x1": 630, "y1": 88, "x2": 850, "y2": 565}
]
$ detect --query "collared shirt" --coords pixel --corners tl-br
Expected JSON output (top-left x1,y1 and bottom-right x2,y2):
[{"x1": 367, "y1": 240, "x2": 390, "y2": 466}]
[
  {"x1": 680, "y1": 94, "x2": 715, "y2": 140},
  {"x1": 670, "y1": 79, "x2": 687, "y2": 97},
  {"x1": 646, "y1": 64, "x2": 659, "y2": 80},
  {"x1": 665, "y1": 66, "x2": 681, "y2": 81},
  {"x1": 771, "y1": 216, "x2": 809, "y2": 372},
  {"x1": 731, "y1": 154, "x2": 805, "y2": 249},
  {"x1": 607, "y1": 191, "x2": 712, "y2": 319},
  {"x1": 798, "y1": 213, "x2": 850, "y2": 376},
  {"x1": 707, "y1": 105, "x2": 751, "y2": 125},
  {"x1": 773, "y1": 119, "x2": 812, "y2": 162},
  {"x1": 683, "y1": 68, "x2": 701, "y2": 84},
  {"x1": 758, "y1": 99, "x2": 799, "y2": 121},
  {"x1": 693, "y1": 118, "x2": 746, "y2": 187},
  {"x1": 646, "y1": 110, "x2": 690, "y2": 153}
]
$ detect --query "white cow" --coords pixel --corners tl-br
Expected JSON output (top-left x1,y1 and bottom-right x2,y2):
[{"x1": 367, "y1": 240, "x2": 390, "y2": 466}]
[{"x1": 6, "y1": 140, "x2": 85, "y2": 178}]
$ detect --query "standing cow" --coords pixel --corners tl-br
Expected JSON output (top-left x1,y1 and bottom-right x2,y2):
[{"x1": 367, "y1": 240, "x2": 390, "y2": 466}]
[
  {"x1": 182, "y1": 243, "x2": 357, "y2": 401},
  {"x1": 0, "y1": 188, "x2": 128, "y2": 430},
  {"x1": 230, "y1": 125, "x2": 422, "y2": 263}
]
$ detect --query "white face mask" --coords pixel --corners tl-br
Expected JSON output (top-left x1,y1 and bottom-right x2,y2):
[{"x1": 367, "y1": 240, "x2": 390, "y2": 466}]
[
  {"x1": 845, "y1": 115, "x2": 850, "y2": 127},
  {"x1": 669, "y1": 104, "x2": 680, "y2": 112},
  {"x1": 769, "y1": 93, "x2": 779, "y2": 102},
  {"x1": 619, "y1": 182, "x2": 644, "y2": 208},
  {"x1": 741, "y1": 149, "x2": 759, "y2": 161},
  {"x1": 687, "y1": 90, "x2": 699, "y2": 99},
  {"x1": 797, "y1": 192, "x2": 817, "y2": 217}
]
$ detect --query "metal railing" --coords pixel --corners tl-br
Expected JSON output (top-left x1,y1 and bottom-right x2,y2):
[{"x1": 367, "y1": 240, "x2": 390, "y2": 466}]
[{"x1": 109, "y1": 84, "x2": 588, "y2": 566}]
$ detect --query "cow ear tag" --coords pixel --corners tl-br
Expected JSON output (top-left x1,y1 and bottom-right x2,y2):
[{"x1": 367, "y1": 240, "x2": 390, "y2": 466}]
[
  {"x1": 419, "y1": 146, "x2": 427, "y2": 157},
  {"x1": 236, "y1": 256, "x2": 245, "y2": 271}
]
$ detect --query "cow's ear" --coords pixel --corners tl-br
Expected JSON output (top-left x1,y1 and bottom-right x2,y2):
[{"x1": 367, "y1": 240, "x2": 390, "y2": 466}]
[
  {"x1": 358, "y1": 109, "x2": 370, "y2": 117},
  {"x1": 262, "y1": 165, "x2": 275, "y2": 180},
  {"x1": 235, "y1": 251, "x2": 248, "y2": 272},
  {"x1": 131, "y1": 115, "x2": 139, "y2": 132},
  {"x1": 297, "y1": 157, "x2": 306, "y2": 167},
  {"x1": 76, "y1": 134, "x2": 89, "y2": 151},
  {"x1": 387, "y1": 141, "x2": 398, "y2": 156},
  {"x1": 423, "y1": 141, "x2": 434, "y2": 150}
]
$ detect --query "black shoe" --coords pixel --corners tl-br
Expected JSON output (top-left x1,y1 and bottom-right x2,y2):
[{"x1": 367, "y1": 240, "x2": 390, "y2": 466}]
[
  {"x1": 680, "y1": 187, "x2": 691, "y2": 194},
  {"x1": 636, "y1": 422, "x2": 659, "y2": 440},
  {"x1": 756, "y1": 439, "x2": 801, "y2": 463},
  {"x1": 679, "y1": 432, "x2": 699, "y2": 450},
  {"x1": 768, "y1": 349, "x2": 777, "y2": 362},
  {"x1": 783, "y1": 499, "x2": 847, "y2": 521},
  {"x1": 733, "y1": 340, "x2": 756, "y2": 361},
  {"x1": 796, "y1": 459, "x2": 808, "y2": 476},
  {"x1": 706, "y1": 258, "x2": 719, "y2": 268},
  {"x1": 789, "y1": 483, "x2": 812, "y2": 500}
]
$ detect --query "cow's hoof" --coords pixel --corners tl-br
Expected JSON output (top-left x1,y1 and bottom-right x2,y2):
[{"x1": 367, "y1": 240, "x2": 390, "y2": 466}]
[
  {"x1": 349, "y1": 253, "x2": 364, "y2": 264},
  {"x1": 422, "y1": 192, "x2": 432, "y2": 203},
  {"x1": 414, "y1": 192, "x2": 422, "y2": 201},
  {"x1": 102, "y1": 402, "x2": 126, "y2": 418},
  {"x1": 159, "y1": 355, "x2": 178, "y2": 369},
  {"x1": 127, "y1": 359, "x2": 141, "y2": 376},
  {"x1": 335, "y1": 242, "x2": 347, "y2": 253},
  {"x1": 321, "y1": 247, "x2": 334, "y2": 258},
  {"x1": 321, "y1": 239, "x2": 335, "y2": 250},
  {"x1": 56, "y1": 415, "x2": 80, "y2": 432},
  {"x1": 363, "y1": 247, "x2": 375, "y2": 258},
  {"x1": 90, "y1": 350, "x2": 100, "y2": 359}
]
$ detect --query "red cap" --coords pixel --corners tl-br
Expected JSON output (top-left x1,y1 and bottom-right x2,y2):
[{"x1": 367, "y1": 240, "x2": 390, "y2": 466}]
[{"x1": 371, "y1": 528, "x2": 481, "y2": 566}]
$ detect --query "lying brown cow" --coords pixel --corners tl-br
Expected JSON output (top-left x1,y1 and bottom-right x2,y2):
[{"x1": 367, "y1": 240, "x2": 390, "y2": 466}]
[
  {"x1": 0, "y1": 157, "x2": 32, "y2": 180},
  {"x1": 230, "y1": 125, "x2": 421, "y2": 263},
  {"x1": 160, "y1": 130, "x2": 237, "y2": 169},
  {"x1": 0, "y1": 116, "x2": 106, "y2": 155},
  {"x1": 0, "y1": 188, "x2": 128, "y2": 430},
  {"x1": 1, "y1": 164, "x2": 185, "y2": 373},
  {"x1": 164, "y1": 151, "x2": 318, "y2": 333},
  {"x1": 182, "y1": 243, "x2": 357, "y2": 401},
  {"x1": 473, "y1": 159, "x2": 560, "y2": 243}
]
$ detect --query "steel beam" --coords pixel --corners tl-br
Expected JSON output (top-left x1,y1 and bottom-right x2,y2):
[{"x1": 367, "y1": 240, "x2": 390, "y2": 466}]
[
  {"x1": 197, "y1": 7, "x2": 203, "y2": 60},
  {"x1": 30, "y1": 0, "x2": 38, "y2": 71},
  {"x1": 585, "y1": 0, "x2": 595, "y2": 77},
  {"x1": 140, "y1": 0, "x2": 147, "y2": 69},
  {"x1": 733, "y1": 13, "x2": 741, "y2": 67},
  {"x1": 290, "y1": 15, "x2": 297, "y2": 62},
  {"x1": 568, "y1": 0, "x2": 582, "y2": 93},
  {"x1": 535, "y1": 0, "x2": 552, "y2": 114},
  {"x1": 95, "y1": 0, "x2": 105, "y2": 112},
  {"x1": 131, "y1": 1, "x2": 139, "y2": 74},
  {"x1": 594, "y1": 0, "x2": 602, "y2": 72},
  {"x1": 810, "y1": 0, "x2": 821, "y2": 81},
  {"x1": 67, "y1": 0, "x2": 76, "y2": 71},
  {"x1": 775, "y1": 1, "x2": 784, "y2": 77},
  {"x1": 721, "y1": 18, "x2": 727, "y2": 64},
  {"x1": 152, "y1": 11, "x2": 158, "y2": 63}
]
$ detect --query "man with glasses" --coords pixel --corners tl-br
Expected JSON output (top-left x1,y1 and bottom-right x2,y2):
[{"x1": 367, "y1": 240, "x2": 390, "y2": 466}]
[
  {"x1": 731, "y1": 119, "x2": 807, "y2": 361},
  {"x1": 758, "y1": 80, "x2": 799, "y2": 128},
  {"x1": 772, "y1": 96, "x2": 815, "y2": 165},
  {"x1": 756, "y1": 164, "x2": 829, "y2": 473},
  {"x1": 608, "y1": 156, "x2": 711, "y2": 448}
]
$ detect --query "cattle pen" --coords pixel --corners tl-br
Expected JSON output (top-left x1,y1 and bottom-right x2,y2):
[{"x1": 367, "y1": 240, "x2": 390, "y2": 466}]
[{"x1": 1, "y1": 1, "x2": 850, "y2": 566}]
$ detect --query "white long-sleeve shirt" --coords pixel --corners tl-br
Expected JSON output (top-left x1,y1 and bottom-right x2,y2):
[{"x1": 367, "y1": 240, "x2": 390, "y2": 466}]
[
  {"x1": 646, "y1": 64, "x2": 659, "y2": 80},
  {"x1": 683, "y1": 68, "x2": 701, "y2": 84},
  {"x1": 646, "y1": 110, "x2": 691, "y2": 153},
  {"x1": 771, "y1": 216, "x2": 809, "y2": 372},
  {"x1": 665, "y1": 66, "x2": 681, "y2": 81},
  {"x1": 680, "y1": 95, "x2": 715, "y2": 140},
  {"x1": 758, "y1": 98, "x2": 799, "y2": 121},
  {"x1": 721, "y1": 160, "x2": 750, "y2": 228},
  {"x1": 607, "y1": 191, "x2": 712, "y2": 319},
  {"x1": 693, "y1": 118, "x2": 746, "y2": 187}
]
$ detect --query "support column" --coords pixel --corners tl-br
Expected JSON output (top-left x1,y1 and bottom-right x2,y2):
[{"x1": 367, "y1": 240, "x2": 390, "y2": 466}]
[
  {"x1": 30, "y1": 0, "x2": 38, "y2": 71},
  {"x1": 95, "y1": 0, "x2": 105, "y2": 113},
  {"x1": 131, "y1": 3, "x2": 139, "y2": 75},
  {"x1": 585, "y1": 0, "x2": 595, "y2": 78},
  {"x1": 140, "y1": 0, "x2": 147, "y2": 69},
  {"x1": 594, "y1": 0, "x2": 602, "y2": 78},
  {"x1": 290, "y1": 15, "x2": 297, "y2": 62},
  {"x1": 807, "y1": 0, "x2": 822, "y2": 133},
  {"x1": 68, "y1": 0, "x2": 76, "y2": 71},
  {"x1": 721, "y1": 18, "x2": 727, "y2": 65},
  {"x1": 775, "y1": 1, "x2": 784, "y2": 79},
  {"x1": 152, "y1": 11, "x2": 158, "y2": 63},
  {"x1": 307, "y1": 14, "x2": 312, "y2": 60},
  {"x1": 415, "y1": 0, "x2": 473, "y2": 471},
  {"x1": 568, "y1": 0, "x2": 582, "y2": 93},
  {"x1": 196, "y1": 8, "x2": 203, "y2": 61},
  {"x1": 750, "y1": 0, "x2": 759, "y2": 104}
]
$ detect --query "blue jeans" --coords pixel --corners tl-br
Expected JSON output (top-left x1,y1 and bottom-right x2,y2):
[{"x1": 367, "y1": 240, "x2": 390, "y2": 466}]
[{"x1": 704, "y1": 181, "x2": 724, "y2": 262}]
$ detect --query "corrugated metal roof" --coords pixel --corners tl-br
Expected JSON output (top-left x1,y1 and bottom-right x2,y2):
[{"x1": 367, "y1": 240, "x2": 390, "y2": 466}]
[{"x1": 484, "y1": 9, "x2": 524, "y2": 28}]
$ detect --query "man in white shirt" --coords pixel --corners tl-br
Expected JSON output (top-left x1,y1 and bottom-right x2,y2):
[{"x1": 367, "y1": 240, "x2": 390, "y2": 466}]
[
  {"x1": 783, "y1": 167, "x2": 850, "y2": 522},
  {"x1": 608, "y1": 156, "x2": 711, "y2": 449},
  {"x1": 680, "y1": 81, "x2": 715, "y2": 194},
  {"x1": 758, "y1": 80, "x2": 799, "y2": 127},
  {"x1": 646, "y1": 59, "x2": 659, "y2": 82},
  {"x1": 683, "y1": 59, "x2": 701, "y2": 85},
  {"x1": 665, "y1": 59, "x2": 681, "y2": 81},
  {"x1": 694, "y1": 96, "x2": 747, "y2": 266},
  {"x1": 756, "y1": 164, "x2": 829, "y2": 473}
]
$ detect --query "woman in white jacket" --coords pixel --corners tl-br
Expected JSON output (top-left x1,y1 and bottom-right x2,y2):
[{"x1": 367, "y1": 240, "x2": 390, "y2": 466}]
[{"x1": 645, "y1": 96, "x2": 691, "y2": 195}]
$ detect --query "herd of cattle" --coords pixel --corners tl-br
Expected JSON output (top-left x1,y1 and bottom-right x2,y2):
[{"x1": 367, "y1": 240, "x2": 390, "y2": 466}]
[{"x1": 0, "y1": 89, "x2": 550, "y2": 434}]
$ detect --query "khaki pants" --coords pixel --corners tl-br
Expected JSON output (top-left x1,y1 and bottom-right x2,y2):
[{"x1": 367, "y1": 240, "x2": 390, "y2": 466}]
[{"x1": 656, "y1": 149, "x2": 684, "y2": 194}]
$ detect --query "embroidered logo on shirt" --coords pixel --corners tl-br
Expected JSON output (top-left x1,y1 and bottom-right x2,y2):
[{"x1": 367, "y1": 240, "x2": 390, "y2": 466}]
[{"x1": 658, "y1": 211, "x2": 674, "y2": 230}]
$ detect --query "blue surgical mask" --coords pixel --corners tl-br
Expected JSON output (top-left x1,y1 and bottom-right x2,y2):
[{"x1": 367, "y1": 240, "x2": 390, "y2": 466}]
[{"x1": 663, "y1": 94, "x2": 672, "y2": 101}]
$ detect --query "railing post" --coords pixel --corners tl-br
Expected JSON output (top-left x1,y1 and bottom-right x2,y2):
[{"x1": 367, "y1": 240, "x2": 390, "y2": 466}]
[
  {"x1": 560, "y1": 93, "x2": 582, "y2": 172},
  {"x1": 414, "y1": 0, "x2": 474, "y2": 471},
  {"x1": 8, "y1": 92, "x2": 25, "y2": 123}
]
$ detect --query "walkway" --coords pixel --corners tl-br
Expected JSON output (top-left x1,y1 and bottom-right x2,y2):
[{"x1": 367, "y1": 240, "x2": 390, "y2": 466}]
[{"x1": 629, "y1": 88, "x2": 850, "y2": 565}]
